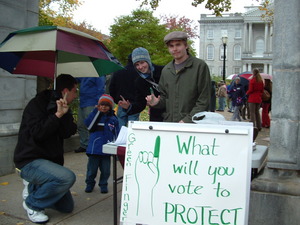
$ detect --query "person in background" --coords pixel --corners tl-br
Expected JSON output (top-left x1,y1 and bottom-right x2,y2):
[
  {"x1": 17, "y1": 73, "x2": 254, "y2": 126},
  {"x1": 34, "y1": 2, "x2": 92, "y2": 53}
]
[
  {"x1": 241, "y1": 98, "x2": 250, "y2": 120},
  {"x1": 118, "y1": 47, "x2": 164, "y2": 121},
  {"x1": 14, "y1": 74, "x2": 78, "y2": 224},
  {"x1": 210, "y1": 80, "x2": 217, "y2": 112},
  {"x1": 84, "y1": 94, "x2": 119, "y2": 194},
  {"x1": 229, "y1": 77, "x2": 246, "y2": 121},
  {"x1": 241, "y1": 81, "x2": 250, "y2": 120},
  {"x1": 146, "y1": 31, "x2": 211, "y2": 122},
  {"x1": 216, "y1": 80, "x2": 227, "y2": 112},
  {"x1": 109, "y1": 54, "x2": 140, "y2": 127},
  {"x1": 75, "y1": 77, "x2": 106, "y2": 153},
  {"x1": 261, "y1": 79, "x2": 272, "y2": 128},
  {"x1": 246, "y1": 68, "x2": 264, "y2": 131},
  {"x1": 226, "y1": 82, "x2": 233, "y2": 113}
]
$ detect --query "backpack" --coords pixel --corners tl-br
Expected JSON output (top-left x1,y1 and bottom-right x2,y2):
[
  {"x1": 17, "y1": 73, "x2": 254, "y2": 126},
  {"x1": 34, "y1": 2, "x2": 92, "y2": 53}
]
[{"x1": 262, "y1": 89, "x2": 271, "y2": 102}]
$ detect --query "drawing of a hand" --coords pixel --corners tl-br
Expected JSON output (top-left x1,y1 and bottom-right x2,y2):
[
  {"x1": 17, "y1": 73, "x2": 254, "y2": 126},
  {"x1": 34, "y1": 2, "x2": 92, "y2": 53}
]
[{"x1": 135, "y1": 136, "x2": 161, "y2": 217}]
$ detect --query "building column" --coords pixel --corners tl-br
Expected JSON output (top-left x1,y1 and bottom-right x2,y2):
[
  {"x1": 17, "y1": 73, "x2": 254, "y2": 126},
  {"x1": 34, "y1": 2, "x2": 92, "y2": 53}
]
[
  {"x1": 248, "y1": 23, "x2": 253, "y2": 53},
  {"x1": 264, "y1": 64, "x2": 268, "y2": 73},
  {"x1": 243, "y1": 64, "x2": 247, "y2": 72},
  {"x1": 264, "y1": 23, "x2": 269, "y2": 52},
  {"x1": 270, "y1": 24, "x2": 273, "y2": 52},
  {"x1": 269, "y1": 64, "x2": 272, "y2": 74},
  {"x1": 243, "y1": 23, "x2": 248, "y2": 52}
]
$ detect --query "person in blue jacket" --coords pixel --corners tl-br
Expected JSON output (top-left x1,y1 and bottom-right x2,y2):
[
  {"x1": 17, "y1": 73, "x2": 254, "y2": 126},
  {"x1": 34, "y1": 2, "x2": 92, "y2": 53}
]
[
  {"x1": 75, "y1": 77, "x2": 106, "y2": 153},
  {"x1": 229, "y1": 77, "x2": 246, "y2": 121},
  {"x1": 84, "y1": 94, "x2": 120, "y2": 193}
]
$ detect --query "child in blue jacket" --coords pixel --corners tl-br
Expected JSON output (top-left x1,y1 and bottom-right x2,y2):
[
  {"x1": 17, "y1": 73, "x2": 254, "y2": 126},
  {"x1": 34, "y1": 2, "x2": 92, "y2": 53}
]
[{"x1": 84, "y1": 94, "x2": 119, "y2": 193}]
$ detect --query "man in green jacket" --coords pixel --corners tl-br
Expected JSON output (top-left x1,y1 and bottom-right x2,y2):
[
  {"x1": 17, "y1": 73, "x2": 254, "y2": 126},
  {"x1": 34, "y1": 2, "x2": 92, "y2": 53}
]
[{"x1": 146, "y1": 31, "x2": 211, "y2": 123}]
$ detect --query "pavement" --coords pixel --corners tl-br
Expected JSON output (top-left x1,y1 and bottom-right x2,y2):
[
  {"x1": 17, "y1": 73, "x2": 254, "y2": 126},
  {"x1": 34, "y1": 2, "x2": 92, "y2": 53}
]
[
  {"x1": 216, "y1": 109, "x2": 271, "y2": 147},
  {"x1": 0, "y1": 110, "x2": 270, "y2": 225}
]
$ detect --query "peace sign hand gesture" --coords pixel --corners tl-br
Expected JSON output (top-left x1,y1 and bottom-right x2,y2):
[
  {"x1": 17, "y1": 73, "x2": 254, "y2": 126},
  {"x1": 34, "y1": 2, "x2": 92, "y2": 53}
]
[{"x1": 55, "y1": 92, "x2": 69, "y2": 118}]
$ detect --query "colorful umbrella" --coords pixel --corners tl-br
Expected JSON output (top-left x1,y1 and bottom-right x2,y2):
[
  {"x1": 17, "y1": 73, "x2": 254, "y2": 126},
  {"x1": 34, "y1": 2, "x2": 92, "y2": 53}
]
[
  {"x1": 260, "y1": 73, "x2": 272, "y2": 80},
  {"x1": 238, "y1": 71, "x2": 272, "y2": 80},
  {"x1": 237, "y1": 71, "x2": 252, "y2": 80},
  {"x1": 0, "y1": 26, "x2": 123, "y2": 78},
  {"x1": 226, "y1": 74, "x2": 237, "y2": 80}
]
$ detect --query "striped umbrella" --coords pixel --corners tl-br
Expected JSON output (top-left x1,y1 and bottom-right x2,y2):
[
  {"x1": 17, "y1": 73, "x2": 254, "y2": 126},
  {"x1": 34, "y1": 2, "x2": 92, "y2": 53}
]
[{"x1": 0, "y1": 26, "x2": 123, "y2": 78}]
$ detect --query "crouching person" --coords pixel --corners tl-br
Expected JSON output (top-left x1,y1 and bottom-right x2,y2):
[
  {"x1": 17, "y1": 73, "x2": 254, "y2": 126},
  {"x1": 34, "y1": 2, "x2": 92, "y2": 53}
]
[
  {"x1": 14, "y1": 74, "x2": 78, "y2": 223},
  {"x1": 84, "y1": 94, "x2": 120, "y2": 194}
]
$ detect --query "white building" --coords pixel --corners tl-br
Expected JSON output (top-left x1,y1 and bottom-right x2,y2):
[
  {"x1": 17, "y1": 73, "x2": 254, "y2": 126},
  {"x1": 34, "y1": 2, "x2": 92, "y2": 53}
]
[{"x1": 199, "y1": 5, "x2": 273, "y2": 78}]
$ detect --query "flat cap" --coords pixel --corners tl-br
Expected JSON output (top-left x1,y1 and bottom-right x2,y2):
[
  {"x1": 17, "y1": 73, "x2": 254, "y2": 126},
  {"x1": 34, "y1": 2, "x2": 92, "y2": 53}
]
[{"x1": 164, "y1": 31, "x2": 188, "y2": 44}]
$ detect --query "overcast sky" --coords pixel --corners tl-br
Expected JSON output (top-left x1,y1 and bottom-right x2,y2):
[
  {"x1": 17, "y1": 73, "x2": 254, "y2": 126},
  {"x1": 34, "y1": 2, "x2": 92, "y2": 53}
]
[{"x1": 73, "y1": 0, "x2": 260, "y2": 55}]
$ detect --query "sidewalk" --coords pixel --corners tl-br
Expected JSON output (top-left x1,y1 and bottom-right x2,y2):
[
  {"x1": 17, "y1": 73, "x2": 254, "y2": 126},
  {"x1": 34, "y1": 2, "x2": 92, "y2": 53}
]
[
  {"x1": 0, "y1": 149, "x2": 124, "y2": 225},
  {"x1": 0, "y1": 110, "x2": 270, "y2": 225},
  {"x1": 216, "y1": 109, "x2": 271, "y2": 146}
]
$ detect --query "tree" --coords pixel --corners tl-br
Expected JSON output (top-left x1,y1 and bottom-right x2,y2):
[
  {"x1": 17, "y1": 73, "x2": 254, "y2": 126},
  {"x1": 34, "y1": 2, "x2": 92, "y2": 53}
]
[
  {"x1": 39, "y1": 0, "x2": 82, "y2": 26},
  {"x1": 138, "y1": 0, "x2": 232, "y2": 16},
  {"x1": 39, "y1": 0, "x2": 104, "y2": 40},
  {"x1": 139, "y1": 0, "x2": 270, "y2": 17},
  {"x1": 108, "y1": 9, "x2": 172, "y2": 65},
  {"x1": 259, "y1": 0, "x2": 274, "y2": 24},
  {"x1": 161, "y1": 15, "x2": 198, "y2": 56},
  {"x1": 161, "y1": 15, "x2": 198, "y2": 39},
  {"x1": 67, "y1": 21, "x2": 104, "y2": 40}
]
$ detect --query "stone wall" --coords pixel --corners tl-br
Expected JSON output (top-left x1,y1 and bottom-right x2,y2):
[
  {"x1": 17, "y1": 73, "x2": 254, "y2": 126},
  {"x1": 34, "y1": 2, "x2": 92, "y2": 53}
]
[
  {"x1": 0, "y1": 0, "x2": 39, "y2": 176},
  {"x1": 249, "y1": 0, "x2": 300, "y2": 224}
]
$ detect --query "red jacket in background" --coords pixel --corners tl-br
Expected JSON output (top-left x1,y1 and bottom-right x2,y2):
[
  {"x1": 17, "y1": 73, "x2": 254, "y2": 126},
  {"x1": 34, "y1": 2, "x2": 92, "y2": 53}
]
[{"x1": 246, "y1": 78, "x2": 264, "y2": 103}]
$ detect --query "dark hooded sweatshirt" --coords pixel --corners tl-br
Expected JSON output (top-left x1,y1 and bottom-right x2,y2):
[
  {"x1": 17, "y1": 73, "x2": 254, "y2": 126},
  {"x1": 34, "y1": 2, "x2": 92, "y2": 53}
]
[{"x1": 14, "y1": 90, "x2": 77, "y2": 169}]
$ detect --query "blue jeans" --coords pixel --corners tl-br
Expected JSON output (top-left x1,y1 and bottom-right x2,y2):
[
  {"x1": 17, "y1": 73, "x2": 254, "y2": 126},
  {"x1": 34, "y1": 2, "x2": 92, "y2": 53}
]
[
  {"x1": 77, "y1": 106, "x2": 95, "y2": 148},
  {"x1": 85, "y1": 155, "x2": 111, "y2": 188},
  {"x1": 20, "y1": 159, "x2": 76, "y2": 212},
  {"x1": 117, "y1": 107, "x2": 140, "y2": 127},
  {"x1": 231, "y1": 105, "x2": 242, "y2": 121},
  {"x1": 218, "y1": 97, "x2": 226, "y2": 111}
]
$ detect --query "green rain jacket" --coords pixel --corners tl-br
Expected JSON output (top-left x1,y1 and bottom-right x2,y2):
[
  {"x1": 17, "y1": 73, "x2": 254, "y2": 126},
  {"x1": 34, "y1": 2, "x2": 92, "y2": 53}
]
[{"x1": 155, "y1": 55, "x2": 211, "y2": 123}]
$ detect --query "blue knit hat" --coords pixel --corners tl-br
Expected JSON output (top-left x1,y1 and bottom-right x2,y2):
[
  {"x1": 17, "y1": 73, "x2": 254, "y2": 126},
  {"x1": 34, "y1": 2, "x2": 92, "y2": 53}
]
[{"x1": 131, "y1": 47, "x2": 154, "y2": 74}]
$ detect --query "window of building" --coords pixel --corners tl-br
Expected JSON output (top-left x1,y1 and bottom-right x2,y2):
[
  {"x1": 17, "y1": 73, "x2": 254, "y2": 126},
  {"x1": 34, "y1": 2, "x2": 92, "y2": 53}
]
[
  {"x1": 252, "y1": 64, "x2": 264, "y2": 73},
  {"x1": 235, "y1": 29, "x2": 242, "y2": 39},
  {"x1": 234, "y1": 67, "x2": 241, "y2": 74},
  {"x1": 207, "y1": 45, "x2": 214, "y2": 60},
  {"x1": 234, "y1": 45, "x2": 241, "y2": 60},
  {"x1": 207, "y1": 30, "x2": 214, "y2": 39},
  {"x1": 255, "y1": 39, "x2": 264, "y2": 56},
  {"x1": 220, "y1": 45, "x2": 227, "y2": 60},
  {"x1": 221, "y1": 30, "x2": 228, "y2": 37}
]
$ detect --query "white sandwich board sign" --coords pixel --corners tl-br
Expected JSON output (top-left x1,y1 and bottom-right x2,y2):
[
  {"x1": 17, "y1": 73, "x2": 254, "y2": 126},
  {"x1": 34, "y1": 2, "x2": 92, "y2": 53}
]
[{"x1": 120, "y1": 121, "x2": 253, "y2": 225}]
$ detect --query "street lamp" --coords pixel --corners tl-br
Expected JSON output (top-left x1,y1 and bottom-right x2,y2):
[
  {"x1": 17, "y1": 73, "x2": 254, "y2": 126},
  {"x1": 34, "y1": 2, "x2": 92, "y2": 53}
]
[{"x1": 222, "y1": 35, "x2": 228, "y2": 81}]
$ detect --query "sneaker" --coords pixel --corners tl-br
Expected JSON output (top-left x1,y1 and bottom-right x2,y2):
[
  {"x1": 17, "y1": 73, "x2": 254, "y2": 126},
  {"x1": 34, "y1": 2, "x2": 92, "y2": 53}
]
[
  {"x1": 22, "y1": 179, "x2": 29, "y2": 200},
  {"x1": 253, "y1": 142, "x2": 257, "y2": 151},
  {"x1": 23, "y1": 201, "x2": 49, "y2": 224},
  {"x1": 74, "y1": 147, "x2": 86, "y2": 153}
]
